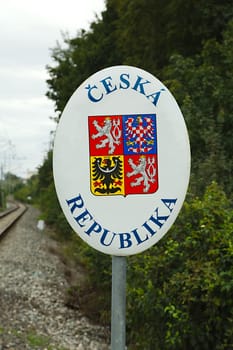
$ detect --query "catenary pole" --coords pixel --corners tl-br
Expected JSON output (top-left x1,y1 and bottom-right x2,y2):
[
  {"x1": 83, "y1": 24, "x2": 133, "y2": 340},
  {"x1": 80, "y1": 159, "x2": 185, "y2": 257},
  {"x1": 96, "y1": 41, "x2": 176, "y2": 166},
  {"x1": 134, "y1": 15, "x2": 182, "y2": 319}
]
[{"x1": 111, "y1": 255, "x2": 127, "y2": 350}]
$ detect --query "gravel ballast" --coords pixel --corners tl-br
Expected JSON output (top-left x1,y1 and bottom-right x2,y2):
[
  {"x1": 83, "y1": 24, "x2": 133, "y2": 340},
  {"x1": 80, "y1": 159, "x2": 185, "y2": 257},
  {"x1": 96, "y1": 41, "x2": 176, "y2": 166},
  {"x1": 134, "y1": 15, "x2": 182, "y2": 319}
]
[{"x1": 0, "y1": 206, "x2": 109, "y2": 350}]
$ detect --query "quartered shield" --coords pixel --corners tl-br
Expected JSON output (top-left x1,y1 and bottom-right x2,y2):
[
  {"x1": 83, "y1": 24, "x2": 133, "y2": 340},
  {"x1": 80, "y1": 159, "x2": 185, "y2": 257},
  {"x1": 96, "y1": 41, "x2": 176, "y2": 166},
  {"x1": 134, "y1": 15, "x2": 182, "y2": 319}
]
[{"x1": 88, "y1": 114, "x2": 158, "y2": 196}]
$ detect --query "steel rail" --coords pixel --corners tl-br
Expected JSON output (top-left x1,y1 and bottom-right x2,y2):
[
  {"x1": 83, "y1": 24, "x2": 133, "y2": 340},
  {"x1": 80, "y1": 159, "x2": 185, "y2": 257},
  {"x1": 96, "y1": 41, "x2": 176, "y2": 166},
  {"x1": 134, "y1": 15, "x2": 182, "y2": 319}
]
[
  {"x1": 0, "y1": 204, "x2": 19, "y2": 218},
  {"x1": 0, "y1": 202, "x2": 27, "y2": 239}
]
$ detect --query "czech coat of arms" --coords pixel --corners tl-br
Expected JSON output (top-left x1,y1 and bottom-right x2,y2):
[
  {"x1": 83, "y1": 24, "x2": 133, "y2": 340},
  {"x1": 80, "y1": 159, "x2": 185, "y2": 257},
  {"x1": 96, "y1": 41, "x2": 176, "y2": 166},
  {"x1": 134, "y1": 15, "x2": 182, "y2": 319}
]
[{"x1": 88, "y1": 114, "x2": 158, "y2": 196}]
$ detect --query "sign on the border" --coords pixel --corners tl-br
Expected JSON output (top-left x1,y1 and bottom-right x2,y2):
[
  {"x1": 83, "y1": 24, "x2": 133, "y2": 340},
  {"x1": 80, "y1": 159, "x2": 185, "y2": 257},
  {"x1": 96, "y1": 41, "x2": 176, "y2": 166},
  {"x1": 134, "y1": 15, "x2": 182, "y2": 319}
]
[{"x1": 53, "y1": 65, "x2": 190, "y2": 256}]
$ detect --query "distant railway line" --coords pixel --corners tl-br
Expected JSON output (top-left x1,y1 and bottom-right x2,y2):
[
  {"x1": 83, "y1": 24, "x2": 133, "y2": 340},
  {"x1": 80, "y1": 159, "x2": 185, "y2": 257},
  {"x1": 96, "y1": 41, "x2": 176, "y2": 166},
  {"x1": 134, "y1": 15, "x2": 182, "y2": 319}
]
[{"x1": 0, "y1": 202, "x2": 27, "y2": 238}]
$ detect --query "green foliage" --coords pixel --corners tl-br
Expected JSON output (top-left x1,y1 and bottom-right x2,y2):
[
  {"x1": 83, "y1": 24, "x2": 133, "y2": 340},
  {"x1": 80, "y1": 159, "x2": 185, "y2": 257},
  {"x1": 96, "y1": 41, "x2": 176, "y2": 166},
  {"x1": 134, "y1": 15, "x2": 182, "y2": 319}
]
[
  {"x1": 14, "y1": 174, "x2": 38, "y2": 204},
  {"x1": 46, "y1": 0, "x2": 233, "y2": 112},
  {"x1": 127, "y1": 182, "x2": 233, "y2": 349},
  {"x1": 27, "y1": 331, "x2": 51, "y2": 348},
  {"x1": 36, "y1": 150, "x2": 72, "y2": 239},
  {"x1": 0, "y1": 188, "x2": 6, "y2": 209},
  {"x1": 46, "y1": 2, "x2": 121, "y2": 116},
  {"x1": 0, "y1": 327, "x2": 68, "y2": 350},
  {"x1": 0, "y1": 172, "x2": 25, "y2": 208},
  {"x1": 163, "y1": 20, "x2": 233, "y2": 195}
]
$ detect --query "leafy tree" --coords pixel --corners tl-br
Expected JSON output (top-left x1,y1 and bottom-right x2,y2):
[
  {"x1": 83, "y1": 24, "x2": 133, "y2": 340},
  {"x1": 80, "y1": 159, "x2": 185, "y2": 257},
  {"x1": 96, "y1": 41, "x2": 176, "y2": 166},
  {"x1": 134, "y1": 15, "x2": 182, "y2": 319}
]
[
  {"x1": 14, "y1": 174, "x2": 38, "y2": 204},
  {"x1": 36, "y1": 150, "x2": 71, "y2": 236},
  {"x1": 46, "y1": 1, "x2": 121, "y2": 115},
  {"x1": 127, "y1": 182, "x2": 233, "y2": 349},
  {"x1": 163, "y1": 20, "x2": 233, "y2": 195},
  {"x1": 113, "y1": 0, "x2": 233, "y2": 73},
  {"x1": 46, "y1": 0, "x2": 233, "y2": 111}
]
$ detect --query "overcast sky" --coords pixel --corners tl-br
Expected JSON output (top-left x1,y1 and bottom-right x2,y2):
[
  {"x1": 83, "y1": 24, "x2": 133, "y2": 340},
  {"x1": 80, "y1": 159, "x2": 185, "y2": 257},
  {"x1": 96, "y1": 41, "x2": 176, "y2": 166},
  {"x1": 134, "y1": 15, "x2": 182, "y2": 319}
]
[{"x1": 0, "y1": 0, "x2": 105, "y2": 178}]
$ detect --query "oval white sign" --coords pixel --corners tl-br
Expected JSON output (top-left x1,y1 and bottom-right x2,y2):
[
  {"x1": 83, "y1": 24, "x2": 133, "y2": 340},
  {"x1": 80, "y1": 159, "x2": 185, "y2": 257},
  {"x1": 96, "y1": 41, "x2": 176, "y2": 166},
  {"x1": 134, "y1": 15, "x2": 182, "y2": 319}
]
[{"x1": 53, "y1": 65, "x2": 190, "y2": 256}]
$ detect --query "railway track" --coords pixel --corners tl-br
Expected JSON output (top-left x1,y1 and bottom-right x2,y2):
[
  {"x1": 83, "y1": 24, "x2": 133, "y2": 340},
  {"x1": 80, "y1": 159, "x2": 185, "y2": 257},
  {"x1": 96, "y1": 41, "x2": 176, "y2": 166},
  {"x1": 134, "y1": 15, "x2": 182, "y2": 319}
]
[{"x1": 0, "y1": 202, "x2": 27, "y2": 238}]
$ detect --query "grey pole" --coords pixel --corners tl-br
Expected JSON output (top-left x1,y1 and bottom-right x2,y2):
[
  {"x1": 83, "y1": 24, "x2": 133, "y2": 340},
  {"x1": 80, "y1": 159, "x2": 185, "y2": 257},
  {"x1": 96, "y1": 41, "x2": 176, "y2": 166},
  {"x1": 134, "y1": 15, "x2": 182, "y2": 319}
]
[{"x1": 111, "y1": 255, "x2": 127, "y2": 350}]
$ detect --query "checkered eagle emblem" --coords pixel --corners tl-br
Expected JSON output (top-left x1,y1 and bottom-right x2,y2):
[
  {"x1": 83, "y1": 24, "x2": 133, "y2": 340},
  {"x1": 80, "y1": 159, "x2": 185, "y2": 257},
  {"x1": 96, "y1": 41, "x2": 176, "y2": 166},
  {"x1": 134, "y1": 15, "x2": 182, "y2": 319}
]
[{"x1": 88, "y1": 114, "x2": 158, "y2": 196}]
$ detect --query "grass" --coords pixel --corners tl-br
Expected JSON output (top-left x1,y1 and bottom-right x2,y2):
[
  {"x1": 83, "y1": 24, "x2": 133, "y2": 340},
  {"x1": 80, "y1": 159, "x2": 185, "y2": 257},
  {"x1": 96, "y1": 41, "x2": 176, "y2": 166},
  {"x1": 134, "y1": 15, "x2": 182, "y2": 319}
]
[
  {"x1": 26, "y1": 330, "x2": 69, "y2": 349},
  {"x1": 27, "y1": 331, "x2": 51, "y2": 347},
  {"x1": 0, "y1": 326, "x2": 68, "y2": 350}
]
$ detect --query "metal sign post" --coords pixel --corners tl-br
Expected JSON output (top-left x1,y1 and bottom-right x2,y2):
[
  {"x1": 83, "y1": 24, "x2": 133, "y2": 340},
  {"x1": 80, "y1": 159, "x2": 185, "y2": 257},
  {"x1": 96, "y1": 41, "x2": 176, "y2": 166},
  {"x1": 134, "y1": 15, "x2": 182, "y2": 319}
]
[{"x1": 111, "y1": 256, "x2": 127, "y2": 350}]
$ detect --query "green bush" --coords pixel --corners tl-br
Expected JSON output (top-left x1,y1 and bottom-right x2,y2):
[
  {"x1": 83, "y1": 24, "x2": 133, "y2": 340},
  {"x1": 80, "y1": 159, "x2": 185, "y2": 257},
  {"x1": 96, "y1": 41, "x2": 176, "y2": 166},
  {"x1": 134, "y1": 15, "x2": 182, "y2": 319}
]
[{"x1": 127, "y1": 182, "x2": 233, "y2": 349}]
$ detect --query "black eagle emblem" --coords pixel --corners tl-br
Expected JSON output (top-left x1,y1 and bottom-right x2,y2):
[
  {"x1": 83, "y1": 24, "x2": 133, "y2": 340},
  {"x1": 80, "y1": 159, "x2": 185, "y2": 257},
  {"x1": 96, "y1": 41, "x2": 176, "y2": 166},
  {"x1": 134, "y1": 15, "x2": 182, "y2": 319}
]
[{"x1": 92, "y1": 156, "x2": 123, "y2": 194}]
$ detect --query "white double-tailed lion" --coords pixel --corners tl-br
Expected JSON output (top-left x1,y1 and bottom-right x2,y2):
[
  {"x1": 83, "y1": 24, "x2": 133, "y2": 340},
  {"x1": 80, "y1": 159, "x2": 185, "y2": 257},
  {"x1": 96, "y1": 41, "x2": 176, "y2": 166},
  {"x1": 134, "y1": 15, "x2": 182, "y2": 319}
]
[
  {"x1": 92, "y1": 119, "x2": 120, "y2": 154},
  {"x1": 127, "y1": 157, "x2": 151, "y2": 192}
]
